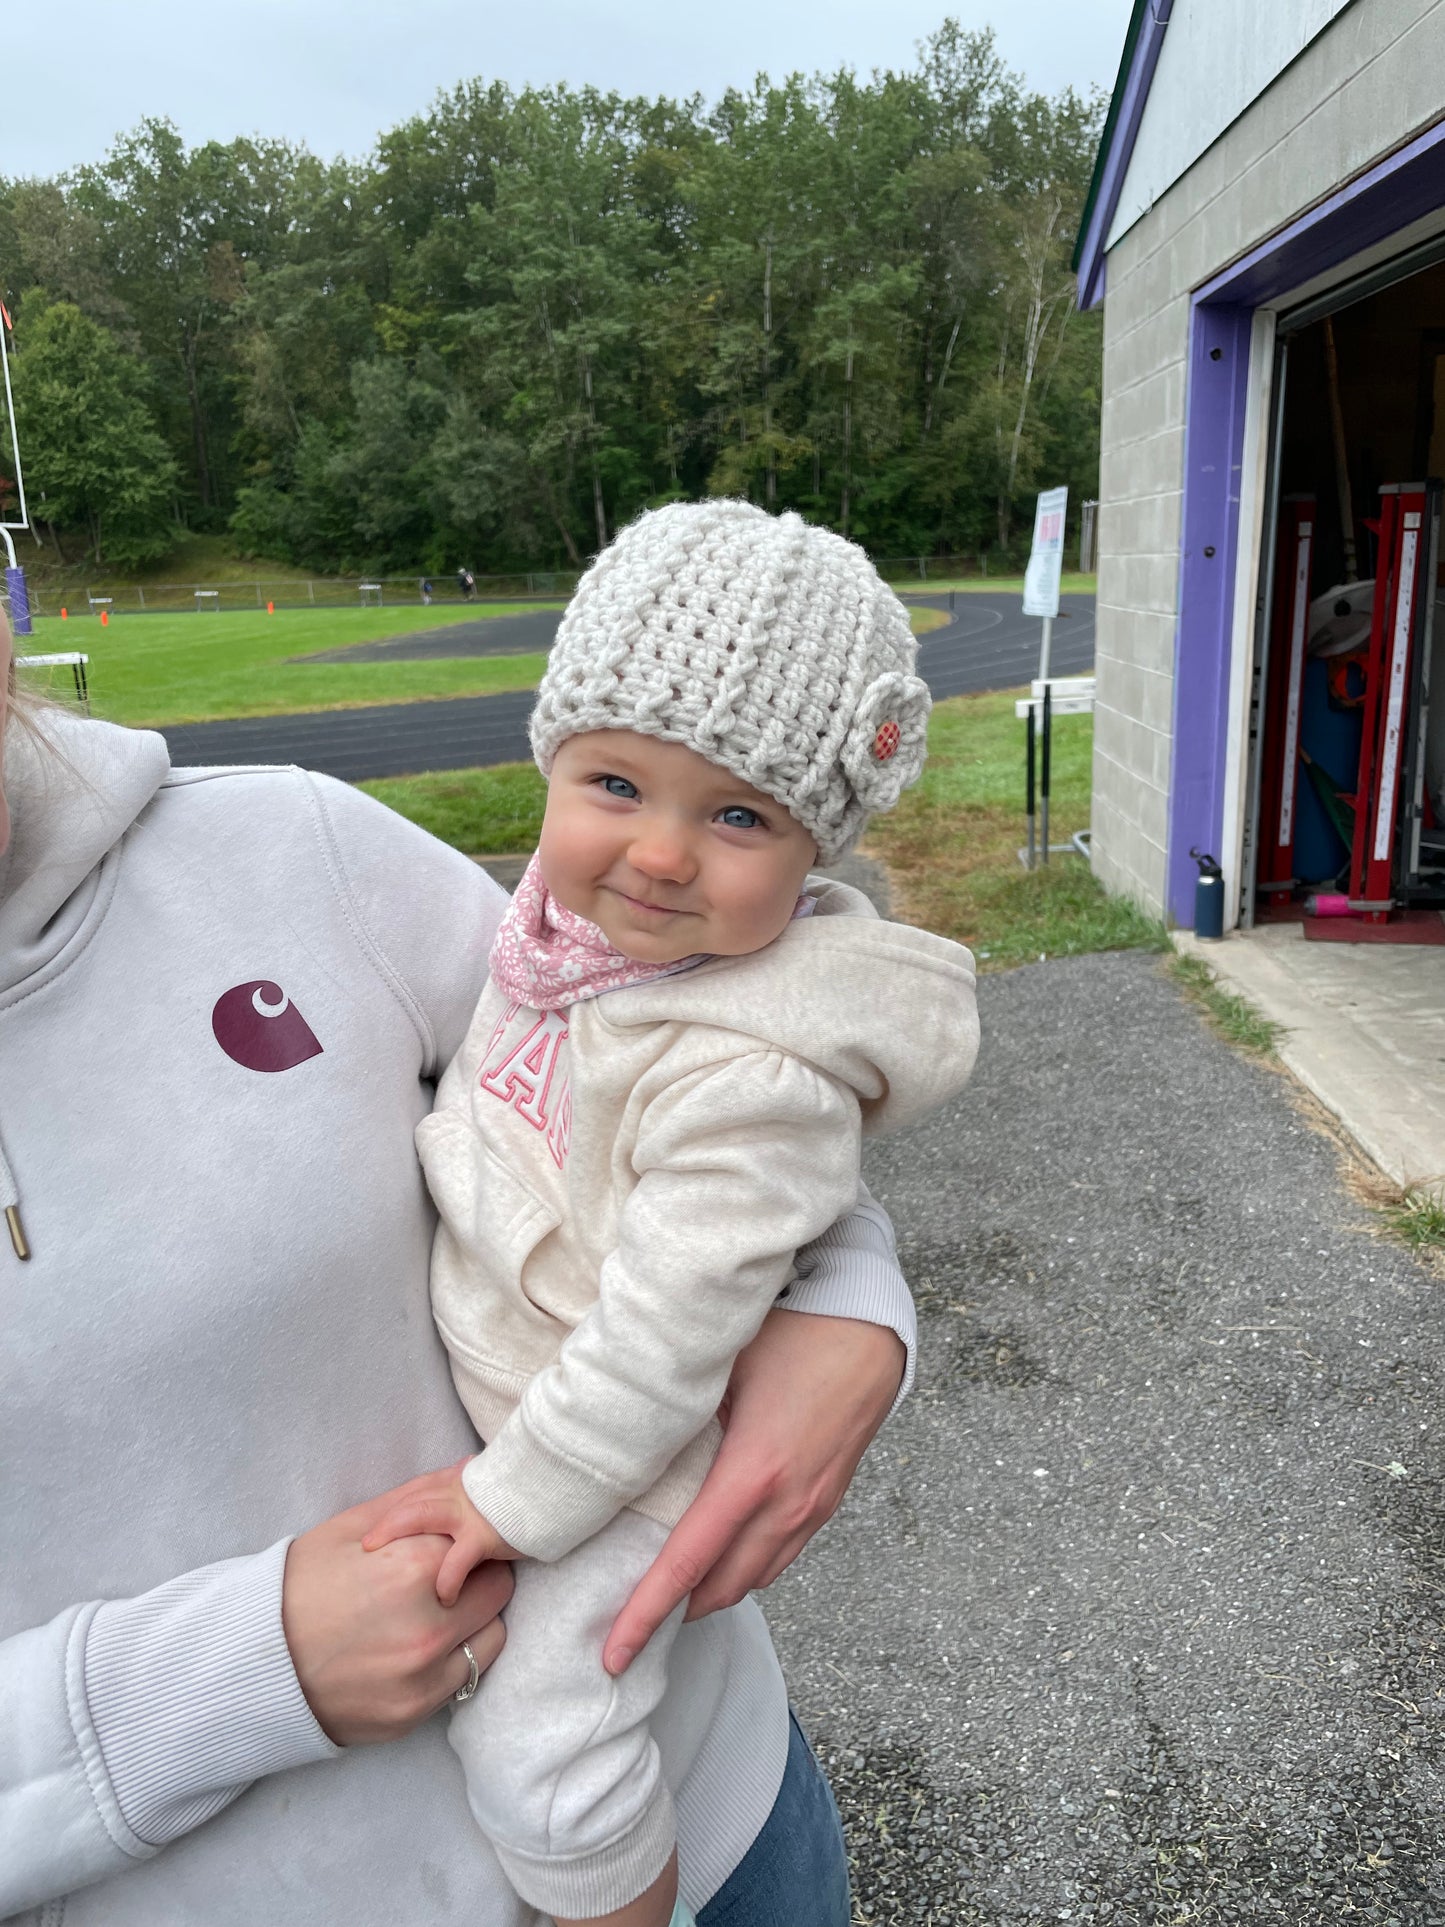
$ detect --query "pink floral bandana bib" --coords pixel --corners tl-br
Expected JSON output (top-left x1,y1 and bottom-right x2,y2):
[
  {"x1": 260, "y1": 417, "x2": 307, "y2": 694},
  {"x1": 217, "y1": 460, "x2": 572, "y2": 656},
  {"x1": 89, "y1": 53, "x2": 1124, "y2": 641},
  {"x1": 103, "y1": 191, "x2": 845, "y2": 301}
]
[
  {"x1": 488, "y1": 855, "x2": 816, "y2": 1013},
  {"x1": 487, "y1": 855, "x2": 708, "y2": 1012}
]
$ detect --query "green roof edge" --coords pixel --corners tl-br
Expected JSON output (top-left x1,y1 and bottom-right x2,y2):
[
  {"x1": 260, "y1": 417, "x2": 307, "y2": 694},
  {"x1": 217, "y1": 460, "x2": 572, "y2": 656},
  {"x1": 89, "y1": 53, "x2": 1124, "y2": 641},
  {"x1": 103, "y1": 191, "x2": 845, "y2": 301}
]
[{"x1": 1072, "y1": 0, "x2": 1152, "y2": 273}]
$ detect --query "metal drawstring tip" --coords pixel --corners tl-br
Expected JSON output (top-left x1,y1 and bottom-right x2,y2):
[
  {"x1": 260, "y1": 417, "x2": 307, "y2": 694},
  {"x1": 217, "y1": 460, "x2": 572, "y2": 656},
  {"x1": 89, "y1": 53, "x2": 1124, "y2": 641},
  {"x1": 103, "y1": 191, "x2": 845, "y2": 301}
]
[{"x1": 6, "y1": 1205, "x2": 29, "y2": 1261}]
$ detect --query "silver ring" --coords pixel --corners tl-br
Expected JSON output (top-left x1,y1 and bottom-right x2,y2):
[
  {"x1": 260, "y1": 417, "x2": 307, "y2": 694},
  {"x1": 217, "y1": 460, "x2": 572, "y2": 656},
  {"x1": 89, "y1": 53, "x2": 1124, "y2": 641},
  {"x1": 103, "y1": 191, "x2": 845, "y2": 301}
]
[{"x1": 453, "y1": 1640, "x2": 480, "y2": 1702}]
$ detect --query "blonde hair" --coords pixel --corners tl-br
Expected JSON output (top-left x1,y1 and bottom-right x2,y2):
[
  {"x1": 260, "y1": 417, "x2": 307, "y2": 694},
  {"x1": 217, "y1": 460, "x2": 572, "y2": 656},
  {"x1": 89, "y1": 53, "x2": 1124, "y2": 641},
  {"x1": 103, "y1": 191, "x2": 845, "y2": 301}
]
[{"x1": 3, "y1": 604, "x2": 68, "y2": 757}]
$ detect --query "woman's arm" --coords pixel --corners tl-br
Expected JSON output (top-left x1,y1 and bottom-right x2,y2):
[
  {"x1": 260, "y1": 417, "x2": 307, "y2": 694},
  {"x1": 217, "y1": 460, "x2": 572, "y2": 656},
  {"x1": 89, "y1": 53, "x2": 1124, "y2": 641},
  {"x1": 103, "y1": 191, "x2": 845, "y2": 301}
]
[
  {"x1": 604, "y1": 1302, "x2": 904, "y2": 1673},
  {"x1": 604, "y1": 1190, "x2": 912, "y2": 1670},
  {"x1": 0, "y1": 1546, "x2": 334, "y2": 1915},
  {"x1": 0, "y1": 1484, "x2": 511, "y2": 1918}
]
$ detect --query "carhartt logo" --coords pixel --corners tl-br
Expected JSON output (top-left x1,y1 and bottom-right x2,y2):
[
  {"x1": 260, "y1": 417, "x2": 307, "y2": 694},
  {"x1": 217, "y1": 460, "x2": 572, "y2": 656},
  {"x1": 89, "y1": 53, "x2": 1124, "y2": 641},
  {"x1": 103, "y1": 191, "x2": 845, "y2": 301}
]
[{"x1": 212, "y1": 981, "x2": 323, "y2": 1073}]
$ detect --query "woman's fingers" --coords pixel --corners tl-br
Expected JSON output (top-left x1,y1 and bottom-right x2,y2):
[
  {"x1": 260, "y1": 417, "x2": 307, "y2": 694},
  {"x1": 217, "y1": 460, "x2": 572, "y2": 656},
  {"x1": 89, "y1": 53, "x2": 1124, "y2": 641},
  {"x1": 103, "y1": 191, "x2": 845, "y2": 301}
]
[
  {"x1": 344, "y1": 1464, "x2": 465, "y2": 1536},
  {"x1": 685, "y1": 1518, "x2": 815, "y2": 1619},
  {"x1": 438, "y1": 1612, "x2": 506, "y2": 1711},
  {"x1": 452, "y1": 1553, "x2": 515, "y2": 1637},
  {"x1": 676, "y1": 1454, "x2": 833, "y2": 1618},
  {"x1": 605, "y1": 1474, "x2": 754, "y2": 1673},
  {"x1": 606, "y1": 1311, "x2": 902, "y2": 1671},
  {"x1": 435, "y1": 1535, "x2": 481, "y2": 1607},
  {"x1": 361, "y1": 1496, "x2": 453, "y2": 1552},
  {"x1": 431, "y1": 1567, "x2": 510, "y2": 1714}
]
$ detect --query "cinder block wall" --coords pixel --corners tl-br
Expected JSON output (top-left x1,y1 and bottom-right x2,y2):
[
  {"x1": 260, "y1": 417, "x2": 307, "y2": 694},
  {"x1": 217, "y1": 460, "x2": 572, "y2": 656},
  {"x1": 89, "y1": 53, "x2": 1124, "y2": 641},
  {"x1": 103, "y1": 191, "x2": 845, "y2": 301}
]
[{"x1": 1092, "y1": 0, "x2": 1445, "y2": 918}]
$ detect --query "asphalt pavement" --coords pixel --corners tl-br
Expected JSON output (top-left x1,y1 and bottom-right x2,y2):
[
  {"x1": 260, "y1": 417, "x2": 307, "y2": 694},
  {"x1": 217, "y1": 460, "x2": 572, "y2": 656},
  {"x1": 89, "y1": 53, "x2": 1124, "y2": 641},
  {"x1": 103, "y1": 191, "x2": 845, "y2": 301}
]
[
  {"x1": 768, "y1": 949, "x2": 1443, "y2": 1923},
  {"x1": 292, "y1": 607, "x2": 565, "y2": 662},
  {"x1": 161, "y1": 591, "x2": 1095, "y2": 780},
  {"x1": 159, "y1": 689, "x2": 540, "y2": 785},
  {"x1": 908, "y1": 590, "x2": 1095, "y2": 701}
]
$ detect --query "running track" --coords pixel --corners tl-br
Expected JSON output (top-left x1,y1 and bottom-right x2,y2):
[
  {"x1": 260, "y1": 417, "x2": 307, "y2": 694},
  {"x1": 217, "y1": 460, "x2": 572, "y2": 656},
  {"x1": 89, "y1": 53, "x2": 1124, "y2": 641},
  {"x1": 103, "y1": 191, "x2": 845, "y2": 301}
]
[{"x1": 162, "y1": 592, "x2": 1095, "y2": 782}]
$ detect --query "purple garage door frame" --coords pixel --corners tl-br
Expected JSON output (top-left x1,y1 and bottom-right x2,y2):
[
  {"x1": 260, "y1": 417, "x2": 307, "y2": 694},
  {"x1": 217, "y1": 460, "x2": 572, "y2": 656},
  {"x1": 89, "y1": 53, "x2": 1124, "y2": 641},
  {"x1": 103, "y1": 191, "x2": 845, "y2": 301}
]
[{"x1": 1166, "y1": 115, "x2": 1445, "y2": 925}]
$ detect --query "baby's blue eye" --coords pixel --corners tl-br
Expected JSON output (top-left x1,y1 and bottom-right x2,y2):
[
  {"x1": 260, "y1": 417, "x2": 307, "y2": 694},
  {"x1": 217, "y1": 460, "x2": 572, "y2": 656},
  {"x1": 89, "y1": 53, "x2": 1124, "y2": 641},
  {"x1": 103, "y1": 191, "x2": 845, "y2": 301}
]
[
  {"x1": 718, "y1": 806, "x2": 762, "y2": 830},
  {"x1": 601, "y1": 775, "x2": 638, "y2": 799}
]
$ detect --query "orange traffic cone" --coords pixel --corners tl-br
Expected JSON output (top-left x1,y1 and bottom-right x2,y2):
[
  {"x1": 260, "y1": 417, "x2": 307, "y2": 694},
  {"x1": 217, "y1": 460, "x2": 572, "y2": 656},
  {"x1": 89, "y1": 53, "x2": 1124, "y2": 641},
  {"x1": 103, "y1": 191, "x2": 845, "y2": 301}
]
[
  {"x1": 100, "y1": 609, "x2": 109, "y2": 627},
  {"x1": 267, "y1": 600, "x2": 274, "y2": 615},
  {"x1": 60, "y1": 607, "x2": 68, "y2": 619}
]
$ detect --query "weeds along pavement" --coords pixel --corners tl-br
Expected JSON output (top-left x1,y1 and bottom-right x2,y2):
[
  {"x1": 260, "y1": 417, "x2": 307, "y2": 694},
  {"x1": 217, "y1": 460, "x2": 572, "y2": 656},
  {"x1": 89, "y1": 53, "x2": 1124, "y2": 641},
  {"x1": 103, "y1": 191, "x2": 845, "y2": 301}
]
[{"x1": 768, "y1": 948, "x2": 1442, "y2": 1925}]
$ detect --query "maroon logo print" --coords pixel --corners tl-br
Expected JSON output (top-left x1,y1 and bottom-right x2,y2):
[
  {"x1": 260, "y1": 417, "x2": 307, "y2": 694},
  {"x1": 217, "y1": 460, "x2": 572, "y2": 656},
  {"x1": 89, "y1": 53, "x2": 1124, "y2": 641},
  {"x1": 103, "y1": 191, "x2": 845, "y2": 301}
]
[{"x1": 212, "y1": 981, "x2": 323, "y2": 1074}]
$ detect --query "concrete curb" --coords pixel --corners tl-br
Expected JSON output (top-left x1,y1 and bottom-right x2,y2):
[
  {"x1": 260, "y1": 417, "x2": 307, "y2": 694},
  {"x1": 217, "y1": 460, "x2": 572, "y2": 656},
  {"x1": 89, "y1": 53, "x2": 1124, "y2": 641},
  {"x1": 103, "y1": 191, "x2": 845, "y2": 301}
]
[{"x1": 1172, "y1": 928, "x2": 1445, "y2": 1199}]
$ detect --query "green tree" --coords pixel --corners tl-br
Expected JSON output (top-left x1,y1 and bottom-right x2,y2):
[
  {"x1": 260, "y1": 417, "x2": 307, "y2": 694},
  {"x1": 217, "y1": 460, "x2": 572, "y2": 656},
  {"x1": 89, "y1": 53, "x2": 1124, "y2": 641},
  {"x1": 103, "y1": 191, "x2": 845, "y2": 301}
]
[
  {"x1": 1, "y1": 24, "x2": 1107, "y2": 573},
  {"x1": 72, "y1": 120, "x2": 299, "y2": 516},
  {"x1": 15, "y1": 301, "x2": 178, "y2": 565}
]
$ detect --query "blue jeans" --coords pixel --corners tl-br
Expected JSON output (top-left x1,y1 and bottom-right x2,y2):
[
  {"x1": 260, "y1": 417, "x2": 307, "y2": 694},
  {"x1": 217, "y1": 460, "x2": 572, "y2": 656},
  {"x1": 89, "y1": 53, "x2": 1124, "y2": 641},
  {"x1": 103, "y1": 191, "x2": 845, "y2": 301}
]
[{"x1": 697, "y1": 1711, "x2": 850, "y2": 1927}]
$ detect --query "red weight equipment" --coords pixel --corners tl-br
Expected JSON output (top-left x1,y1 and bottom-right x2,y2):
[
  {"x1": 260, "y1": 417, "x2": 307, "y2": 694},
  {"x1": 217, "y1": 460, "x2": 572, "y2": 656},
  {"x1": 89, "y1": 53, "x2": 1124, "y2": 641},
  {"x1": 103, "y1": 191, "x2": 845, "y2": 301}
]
[
  {"x1": 1349, "y1": 484, "x2": 1430, "y2": 917},
  {"x1": 1256, "y1": 495, "x2": 1316, "y2": 895}
]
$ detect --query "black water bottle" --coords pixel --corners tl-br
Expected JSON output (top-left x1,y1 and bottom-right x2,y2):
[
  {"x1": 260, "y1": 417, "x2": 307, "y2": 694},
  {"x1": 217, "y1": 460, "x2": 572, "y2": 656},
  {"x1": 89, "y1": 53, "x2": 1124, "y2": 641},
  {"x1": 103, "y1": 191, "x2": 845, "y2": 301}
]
[{"x1": 1190, "y1": 848, "x2": 1224, "y2": 940}]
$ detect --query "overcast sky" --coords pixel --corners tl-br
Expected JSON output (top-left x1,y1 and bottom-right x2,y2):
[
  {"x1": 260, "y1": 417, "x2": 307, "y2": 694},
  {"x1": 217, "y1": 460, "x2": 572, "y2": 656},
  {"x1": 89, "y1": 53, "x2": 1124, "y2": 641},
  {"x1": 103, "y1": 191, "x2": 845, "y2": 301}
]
[{"x1": 6, "y1": 0, "x2": 1134, "y2": 179}]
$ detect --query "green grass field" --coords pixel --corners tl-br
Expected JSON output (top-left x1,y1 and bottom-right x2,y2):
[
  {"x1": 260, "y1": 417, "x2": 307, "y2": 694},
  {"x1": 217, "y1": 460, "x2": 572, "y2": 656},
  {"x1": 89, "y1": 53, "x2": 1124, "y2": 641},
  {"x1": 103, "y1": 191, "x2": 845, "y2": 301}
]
[
  {"x1": 17, "y1": 601, "x2": 947, "y2": 728},
  {"x1": 17, "y1": 605, "x2": 557, "y2": 727},
  {"x1": 360, "y1": 762, "x2": 550, "y2": 855}
]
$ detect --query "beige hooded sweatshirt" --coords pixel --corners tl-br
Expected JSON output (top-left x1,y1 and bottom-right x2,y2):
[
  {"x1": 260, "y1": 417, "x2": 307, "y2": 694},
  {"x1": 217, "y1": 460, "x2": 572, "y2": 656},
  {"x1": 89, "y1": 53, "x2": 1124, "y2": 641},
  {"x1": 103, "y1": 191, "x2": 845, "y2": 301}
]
[{"x1": 423, "y1": 877, "x2": 979, "y2": 1564}]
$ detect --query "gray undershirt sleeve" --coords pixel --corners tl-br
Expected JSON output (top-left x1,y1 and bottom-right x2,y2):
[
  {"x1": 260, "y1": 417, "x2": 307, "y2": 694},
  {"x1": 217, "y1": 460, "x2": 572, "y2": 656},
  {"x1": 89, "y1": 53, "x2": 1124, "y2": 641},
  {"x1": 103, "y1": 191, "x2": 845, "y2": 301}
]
[{"x1": 781, "y1": 1190, "x2": 918, "y2": 1411}]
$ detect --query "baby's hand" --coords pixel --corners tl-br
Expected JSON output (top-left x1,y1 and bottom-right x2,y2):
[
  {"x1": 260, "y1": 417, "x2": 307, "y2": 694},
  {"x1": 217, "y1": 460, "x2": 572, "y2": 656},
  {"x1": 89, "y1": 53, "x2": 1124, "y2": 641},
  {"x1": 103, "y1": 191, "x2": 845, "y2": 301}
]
[{"x1": 362, "y1": 1462, "x2": 519, "y2": 1606}]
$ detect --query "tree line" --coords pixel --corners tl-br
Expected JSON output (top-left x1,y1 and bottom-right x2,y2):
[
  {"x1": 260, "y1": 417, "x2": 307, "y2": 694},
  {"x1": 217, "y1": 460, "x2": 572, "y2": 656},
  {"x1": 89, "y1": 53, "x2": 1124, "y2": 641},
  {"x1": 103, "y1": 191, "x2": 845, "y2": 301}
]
[{"x1": 0, "y1": 22, "x2": 1103, "y2": 574}]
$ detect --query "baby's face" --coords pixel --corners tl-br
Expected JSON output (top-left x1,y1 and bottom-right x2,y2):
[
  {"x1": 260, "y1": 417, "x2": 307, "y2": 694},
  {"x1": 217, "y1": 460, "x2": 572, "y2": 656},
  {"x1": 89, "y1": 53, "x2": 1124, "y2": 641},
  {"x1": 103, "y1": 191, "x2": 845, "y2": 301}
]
[{"x1": 539, "y1": 731, "x2": 818, "y2": 963}]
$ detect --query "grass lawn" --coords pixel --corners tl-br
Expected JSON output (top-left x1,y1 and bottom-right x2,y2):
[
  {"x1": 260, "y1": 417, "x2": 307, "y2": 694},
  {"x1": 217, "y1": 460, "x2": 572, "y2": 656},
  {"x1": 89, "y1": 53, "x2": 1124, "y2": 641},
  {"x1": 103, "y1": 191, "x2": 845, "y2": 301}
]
[
  {"x1": 23, "y1": 530, "x2": 327, "y2": 593},
  {"x1": 864, "y1": 690, "x2": 1165, "y2": 969},
  {"x1": 17, "y1": 602, "x2": 945, "y2": 728},
  {"x1": 362, "y1": 688, "x2": 1167, "y2": 974},
  {"x1": 16, "y1": 605, "x2": 557, "y2": 728},
  {"x1": 359, "y1": 763, "x2": 550, "y2": 855},
  {"x1": 908, "y1": 605, "x2": 949, "y2": 634}
]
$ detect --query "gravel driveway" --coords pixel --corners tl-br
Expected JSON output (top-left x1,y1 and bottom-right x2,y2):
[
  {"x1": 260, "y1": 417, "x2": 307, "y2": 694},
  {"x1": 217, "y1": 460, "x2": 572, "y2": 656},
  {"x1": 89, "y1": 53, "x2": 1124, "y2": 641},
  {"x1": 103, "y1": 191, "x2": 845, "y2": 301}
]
[{"x1": 768, "y1": 949, "x2": 1442, "y2": 1924}]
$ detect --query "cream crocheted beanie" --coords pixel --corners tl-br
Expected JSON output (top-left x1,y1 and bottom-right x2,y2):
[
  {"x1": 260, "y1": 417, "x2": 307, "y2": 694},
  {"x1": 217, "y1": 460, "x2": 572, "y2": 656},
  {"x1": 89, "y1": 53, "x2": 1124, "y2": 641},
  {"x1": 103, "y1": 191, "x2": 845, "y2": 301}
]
[{"x1": 529, "y1": 501, "x2": 931, "y2": 863}]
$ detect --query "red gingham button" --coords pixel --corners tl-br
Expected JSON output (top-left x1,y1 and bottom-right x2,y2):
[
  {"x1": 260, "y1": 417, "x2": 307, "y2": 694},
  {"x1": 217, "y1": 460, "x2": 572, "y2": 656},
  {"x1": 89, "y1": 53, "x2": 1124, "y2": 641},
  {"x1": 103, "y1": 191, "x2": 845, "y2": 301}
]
[{"x1": 872, "y1": 720, "x2": 901, "y2": 762}]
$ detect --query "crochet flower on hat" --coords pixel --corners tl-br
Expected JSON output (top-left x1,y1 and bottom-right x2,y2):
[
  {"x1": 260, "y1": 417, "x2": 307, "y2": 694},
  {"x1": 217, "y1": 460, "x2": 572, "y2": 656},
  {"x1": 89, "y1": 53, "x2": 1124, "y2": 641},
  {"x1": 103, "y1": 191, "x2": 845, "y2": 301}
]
[{"x1": 841, "y1": 671, "x2": 931, "y2": 813}]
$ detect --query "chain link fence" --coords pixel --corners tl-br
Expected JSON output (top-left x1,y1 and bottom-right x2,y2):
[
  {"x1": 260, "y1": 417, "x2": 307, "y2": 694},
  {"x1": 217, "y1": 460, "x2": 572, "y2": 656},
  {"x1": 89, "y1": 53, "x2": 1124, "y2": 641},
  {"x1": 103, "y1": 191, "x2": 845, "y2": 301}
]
[
  {"x1": 877, "y1": 550, "x2": 1030, "y2": 584},
  {"x1": 19, "y1": 570, "x2": 584, "y2": 619},
  {"x1": 12, "y1": 542, "x2": 1094, "y2": 622}
]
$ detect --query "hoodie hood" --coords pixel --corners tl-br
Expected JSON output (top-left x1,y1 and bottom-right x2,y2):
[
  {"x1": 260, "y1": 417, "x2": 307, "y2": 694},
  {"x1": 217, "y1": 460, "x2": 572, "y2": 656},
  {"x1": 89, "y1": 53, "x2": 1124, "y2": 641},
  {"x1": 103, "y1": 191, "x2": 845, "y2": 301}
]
[
  {"x1": 0, "y1": 710, "x2": 170, "y2": 1258},
  {"x1": 602, "y1": 874, "x2": 980, "y2": 1135},
  {"x1": 0, "y1": 709, "x2": 171, "y2": 999}
]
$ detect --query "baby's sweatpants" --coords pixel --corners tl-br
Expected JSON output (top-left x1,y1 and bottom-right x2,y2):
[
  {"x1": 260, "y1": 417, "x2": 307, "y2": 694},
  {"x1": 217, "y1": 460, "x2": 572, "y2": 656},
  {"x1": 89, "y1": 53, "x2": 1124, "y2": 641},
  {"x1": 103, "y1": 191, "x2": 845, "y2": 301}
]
[{"x1": 450, "y1": 1507, "x2": 685, "y2": 1920}]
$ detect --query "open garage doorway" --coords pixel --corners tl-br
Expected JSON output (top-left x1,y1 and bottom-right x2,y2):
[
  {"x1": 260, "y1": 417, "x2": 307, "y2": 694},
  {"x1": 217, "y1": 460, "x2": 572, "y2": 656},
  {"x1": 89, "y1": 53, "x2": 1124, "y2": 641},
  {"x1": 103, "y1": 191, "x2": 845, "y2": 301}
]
[{"x1": 1242, "y1": 245, "x2": 1445, "y2": 939}]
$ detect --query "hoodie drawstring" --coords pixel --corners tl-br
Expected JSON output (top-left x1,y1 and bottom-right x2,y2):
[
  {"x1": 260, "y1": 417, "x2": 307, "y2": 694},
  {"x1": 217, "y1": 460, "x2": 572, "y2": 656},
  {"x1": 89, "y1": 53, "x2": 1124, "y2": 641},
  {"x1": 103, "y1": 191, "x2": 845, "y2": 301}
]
[{"x1": 0, "y1": 1133, "x2": 28, "y2": 1259}]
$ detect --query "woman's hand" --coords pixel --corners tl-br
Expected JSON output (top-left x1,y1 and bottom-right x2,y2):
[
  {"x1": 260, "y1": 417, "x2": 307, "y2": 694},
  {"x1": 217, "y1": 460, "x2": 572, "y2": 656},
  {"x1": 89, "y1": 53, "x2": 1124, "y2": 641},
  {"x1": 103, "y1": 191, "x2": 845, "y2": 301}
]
[
  {"x1": 282, "y1": 1470, "x2": 514, "y2": 1747},
  {"x1": 604, "y1": 1308, "x2": 904, "y2": 1675},
  {"x1": 362, "y1": 1465, "x2": 519, "y2": 1607}
]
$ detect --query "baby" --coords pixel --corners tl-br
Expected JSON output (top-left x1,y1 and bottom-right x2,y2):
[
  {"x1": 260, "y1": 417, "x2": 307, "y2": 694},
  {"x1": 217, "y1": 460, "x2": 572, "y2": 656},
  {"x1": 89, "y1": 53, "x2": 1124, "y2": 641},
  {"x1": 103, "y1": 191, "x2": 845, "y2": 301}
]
[{"x1": 365, "y1": 502, "x2": 980, "y2": 1926}]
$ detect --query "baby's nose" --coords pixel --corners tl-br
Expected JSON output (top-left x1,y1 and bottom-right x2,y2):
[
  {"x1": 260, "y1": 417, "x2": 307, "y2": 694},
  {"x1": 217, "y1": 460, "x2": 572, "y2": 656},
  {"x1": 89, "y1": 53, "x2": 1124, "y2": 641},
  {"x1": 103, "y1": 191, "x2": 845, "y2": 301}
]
[{"x1": 629, "y1": 827, "x2": 696, "y2": 882}]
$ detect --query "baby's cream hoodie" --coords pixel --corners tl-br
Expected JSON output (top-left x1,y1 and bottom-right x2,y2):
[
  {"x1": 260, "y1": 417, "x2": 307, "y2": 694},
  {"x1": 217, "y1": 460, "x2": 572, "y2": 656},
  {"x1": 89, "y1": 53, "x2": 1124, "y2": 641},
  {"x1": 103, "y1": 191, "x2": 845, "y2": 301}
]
[{"x1": 420, "y1": 876, "x2": 979, "y2": 1563}]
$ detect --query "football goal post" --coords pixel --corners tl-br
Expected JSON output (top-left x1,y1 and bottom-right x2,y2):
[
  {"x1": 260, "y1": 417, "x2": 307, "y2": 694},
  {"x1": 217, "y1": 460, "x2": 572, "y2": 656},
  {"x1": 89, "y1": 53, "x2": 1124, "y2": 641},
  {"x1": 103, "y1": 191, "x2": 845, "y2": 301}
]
[{"x1": 0, "y1": 300, "x2": 33, "y2": 635}]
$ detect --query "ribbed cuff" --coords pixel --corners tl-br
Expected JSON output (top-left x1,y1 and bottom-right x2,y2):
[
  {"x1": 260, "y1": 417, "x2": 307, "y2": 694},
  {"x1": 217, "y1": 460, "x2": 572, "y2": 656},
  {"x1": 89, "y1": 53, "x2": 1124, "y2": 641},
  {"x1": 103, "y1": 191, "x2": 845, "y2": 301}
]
[
  {"x1": 491, "y1": 1778, "x2": 676, "y2": 1917},
  {"x1": 672, "y1": 1599, "x2": 789, "y2": 1910},
  {"x1": 83, "y1": 1538, "x2": 340, "y2": 1847},
  {"x1": 782, "y1": 1197, "x2": 917, "y2": 1413},
  {"x1": 463, "y1": 1424, "x2": 624, "y2": 1563}
]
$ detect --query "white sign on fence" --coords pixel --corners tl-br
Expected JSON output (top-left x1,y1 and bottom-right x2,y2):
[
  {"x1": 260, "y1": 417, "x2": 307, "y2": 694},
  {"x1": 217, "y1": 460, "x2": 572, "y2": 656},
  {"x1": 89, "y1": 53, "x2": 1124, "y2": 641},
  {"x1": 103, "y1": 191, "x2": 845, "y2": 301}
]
[{"x1": 1022, "y1": 486, "x2": 1068, "y2": 618}]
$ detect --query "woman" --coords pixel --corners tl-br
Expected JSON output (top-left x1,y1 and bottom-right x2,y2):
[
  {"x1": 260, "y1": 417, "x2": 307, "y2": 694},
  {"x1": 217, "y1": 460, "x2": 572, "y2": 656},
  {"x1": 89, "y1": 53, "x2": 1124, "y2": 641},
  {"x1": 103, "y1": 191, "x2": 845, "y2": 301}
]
[{"x1": 0, "y1": 609, "x2": 915, "y2": 1927}]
